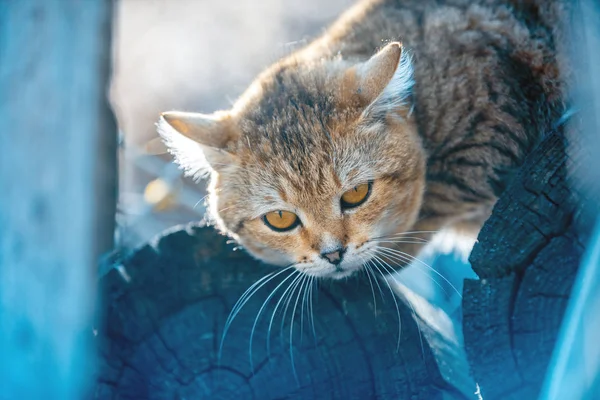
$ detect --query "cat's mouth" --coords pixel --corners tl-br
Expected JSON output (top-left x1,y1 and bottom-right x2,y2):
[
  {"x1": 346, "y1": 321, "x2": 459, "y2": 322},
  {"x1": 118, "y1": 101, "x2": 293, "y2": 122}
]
[{"x1": 306, "y1": 263, "x2": 363, "y2": 279}]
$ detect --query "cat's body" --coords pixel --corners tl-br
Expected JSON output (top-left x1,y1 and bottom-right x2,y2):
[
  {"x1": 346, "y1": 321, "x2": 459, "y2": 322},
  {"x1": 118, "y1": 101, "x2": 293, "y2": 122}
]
[
  {"x1": 159, "y1": 0, "x2": 570, "y2": 279},
  {"x1": 321, "y1": 0, "x2": 569, "y2": 222}
]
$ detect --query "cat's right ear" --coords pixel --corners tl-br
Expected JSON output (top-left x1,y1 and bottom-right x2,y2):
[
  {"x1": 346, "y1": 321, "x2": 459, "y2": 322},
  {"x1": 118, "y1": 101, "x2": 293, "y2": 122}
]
[
  {"x1": 340, "y1": 42, "x2": 413, "y2": 115},
  {"x1": 157, "y1": 111, "x2": 239, "y2": 178}
]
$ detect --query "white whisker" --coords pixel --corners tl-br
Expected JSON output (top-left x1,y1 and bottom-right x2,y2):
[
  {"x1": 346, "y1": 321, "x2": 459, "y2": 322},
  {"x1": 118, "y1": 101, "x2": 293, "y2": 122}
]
[
  {"x1": 249, "y1": 270, "x2": 300, "y2": 371},
  {"x1": 266, "y1": 272, "x2": 304, "y2": 357},
  {"x1": 279, "y1": 273, "x2": 305, "y2": 348},
  {"x1": 374, "y1": 240, "x2": 429, "y2": 245},
  {"x1": 358, "y1": 252, "x2": 378, "y2": 313},
  {"x1": 219, "y1": 266, "x2": 293, "y2": 364},
  {"x1": 376, "y1": 246, "x2": 461, "y2": 298},
  {"x1": 299, "y1": 274, "x2": 312, "y2": 345},
  {"x1": 363, "y1": 254, "x2": 386, "y2": 303},
  {"x1": 289, "y1": 274, "x2": 308, "y2": 384},
  {"x1": 373, "y1": 258, "x2": 426, "y2": 361},
  {"x1": 373, "y1": 246, "x2": 450, "y2": 296},
  {"x1": 308, "y1": 276, "x2": 317, "y2": 342},
  {"x1": 193, "y1": 194, "x2": 209, "y2": 210},
  {"x1": 368, "y1": 255, "x2": 403, "y2": 351},
  {"x1": 369, "y1": 230, "x2": 439, "y2": 240},
  {"x1": 375, "y1": 236, "x2": 429, "y2": 241}
]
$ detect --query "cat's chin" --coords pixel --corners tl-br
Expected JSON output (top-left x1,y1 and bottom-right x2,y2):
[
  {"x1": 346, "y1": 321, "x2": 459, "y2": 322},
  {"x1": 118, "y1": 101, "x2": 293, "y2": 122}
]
[
  {"x1": 301, "y1": 263, "x2": 363, "y2": 280},
  {"x1": 327, "y1": 269, "x2": 360, "y2": 280}
]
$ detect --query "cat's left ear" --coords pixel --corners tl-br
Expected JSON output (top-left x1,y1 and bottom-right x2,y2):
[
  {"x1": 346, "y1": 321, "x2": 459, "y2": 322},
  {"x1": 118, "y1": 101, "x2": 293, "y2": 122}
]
[
  {"x1": 157, "y1": 111, "x2": 239, "y2": 178},
  {"x1": 342, "y1": 42, "x2": 413, "y2": 114}
]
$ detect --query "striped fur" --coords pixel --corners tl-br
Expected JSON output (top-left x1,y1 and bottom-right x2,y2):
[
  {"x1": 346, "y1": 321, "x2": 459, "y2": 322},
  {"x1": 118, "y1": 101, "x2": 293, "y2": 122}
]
[{"x1": 160, "y1": 0, "x2": 570, "y2": 278}]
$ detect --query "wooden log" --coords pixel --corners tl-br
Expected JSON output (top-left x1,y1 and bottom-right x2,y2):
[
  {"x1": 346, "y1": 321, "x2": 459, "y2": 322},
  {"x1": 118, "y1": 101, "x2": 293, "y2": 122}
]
[
  {"x1": 0, "y1": 0, "x2": 116, "y2": 399},
  {"x1": 539, "y1": 0, "x2": 600, "y2": 397},
  {"x1": 91, "y1": 126, "x2": 594, "y2": 400},
  {"x1": 93, "y1": 224, "x2": 472, "y2": 399},
  {"x1": 462, "y1": 125, "x2": 598, "y2": 399}
]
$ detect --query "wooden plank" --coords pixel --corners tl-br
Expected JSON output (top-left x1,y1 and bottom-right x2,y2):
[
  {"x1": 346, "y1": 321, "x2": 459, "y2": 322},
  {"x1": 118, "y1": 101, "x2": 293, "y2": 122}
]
[{"x1": 0, "y1": 1, "x2": 116, "y2": 398}]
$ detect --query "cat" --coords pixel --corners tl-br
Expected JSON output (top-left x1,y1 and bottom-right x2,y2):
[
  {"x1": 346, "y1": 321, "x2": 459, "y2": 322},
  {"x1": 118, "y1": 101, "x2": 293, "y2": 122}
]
[{"x1": 158, "y1": 0, "x2": 570, "y2": 279}]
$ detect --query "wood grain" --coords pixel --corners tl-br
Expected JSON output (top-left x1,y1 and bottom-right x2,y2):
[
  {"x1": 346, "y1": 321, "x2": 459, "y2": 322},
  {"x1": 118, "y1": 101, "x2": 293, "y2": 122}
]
[
  {"x1": 93, "y1": 224, "x2": 470, "y2": 399},
  {"x1": 463, "y1": 127, "x2": 598, "y2": 399}
]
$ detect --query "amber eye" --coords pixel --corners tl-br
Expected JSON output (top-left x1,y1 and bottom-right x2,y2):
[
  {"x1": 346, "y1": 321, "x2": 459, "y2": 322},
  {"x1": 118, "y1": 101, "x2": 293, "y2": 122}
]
[
  {"x1": 341, "y1": 182, "x2": 372, "y2": 209},
  {"x1": 263, "y1": 210, "x2": 300, "y2": 232}
]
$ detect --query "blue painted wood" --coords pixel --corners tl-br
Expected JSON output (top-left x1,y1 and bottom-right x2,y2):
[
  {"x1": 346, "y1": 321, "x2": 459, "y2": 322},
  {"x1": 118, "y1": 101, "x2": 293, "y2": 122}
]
[{"x1": 0, "y1": 1, "x2": 115, "y2": 399}]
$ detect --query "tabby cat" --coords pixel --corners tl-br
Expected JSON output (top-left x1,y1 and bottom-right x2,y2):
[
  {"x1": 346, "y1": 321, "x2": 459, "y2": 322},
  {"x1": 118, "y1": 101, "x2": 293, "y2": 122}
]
[{"x1": 158, "y1": 0, "x2": 569, "y2": 279}]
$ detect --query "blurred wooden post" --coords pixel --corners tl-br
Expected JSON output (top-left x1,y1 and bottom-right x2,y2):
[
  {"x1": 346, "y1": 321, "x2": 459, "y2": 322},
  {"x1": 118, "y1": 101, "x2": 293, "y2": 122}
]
[{"x1": 0, "y1": 1, "x2": 116, "y2": 399}]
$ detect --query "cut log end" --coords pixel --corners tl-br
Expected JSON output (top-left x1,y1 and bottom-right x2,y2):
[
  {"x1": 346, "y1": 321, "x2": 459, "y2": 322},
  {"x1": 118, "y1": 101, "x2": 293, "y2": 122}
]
[{"x1": 92, "y1": 224, "x2": 465, "y2": 399}]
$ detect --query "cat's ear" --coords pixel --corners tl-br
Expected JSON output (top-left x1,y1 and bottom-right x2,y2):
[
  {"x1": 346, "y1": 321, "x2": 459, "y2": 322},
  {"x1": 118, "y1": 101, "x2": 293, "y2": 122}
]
[
  {"x1": 343, "y1": 42, "x2": 413, "y2": 114},
  {"x1": 157, "y1": 111, "x2": 238, "y2": 178}
]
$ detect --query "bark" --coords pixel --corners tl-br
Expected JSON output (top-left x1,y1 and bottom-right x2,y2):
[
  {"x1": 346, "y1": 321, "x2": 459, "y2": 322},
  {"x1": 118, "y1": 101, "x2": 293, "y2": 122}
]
[{"x1": 462, "y1": 127, "x2": 598, "y2": 399}]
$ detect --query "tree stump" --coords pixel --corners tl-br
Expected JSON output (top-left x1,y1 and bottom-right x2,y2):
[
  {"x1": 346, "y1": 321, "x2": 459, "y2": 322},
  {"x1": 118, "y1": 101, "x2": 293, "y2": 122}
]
[
  {"x1": 462, "y1": 128, "x2": 598, "y2": 399},
  {"x1": 93, "y1": 224, "x2": 469, "y2": 399}
]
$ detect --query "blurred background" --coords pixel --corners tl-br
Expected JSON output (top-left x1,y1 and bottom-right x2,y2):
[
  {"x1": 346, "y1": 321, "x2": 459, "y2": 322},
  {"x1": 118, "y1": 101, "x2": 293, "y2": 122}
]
[{"x1": 111, "y1": 0, "x2": 354, "y2": 249}]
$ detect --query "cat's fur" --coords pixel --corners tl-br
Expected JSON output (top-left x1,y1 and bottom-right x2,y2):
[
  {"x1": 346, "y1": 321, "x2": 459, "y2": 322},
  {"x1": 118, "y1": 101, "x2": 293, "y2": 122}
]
[{"x1": 159, "y1": 0, "x2": 570, "y2": 279}]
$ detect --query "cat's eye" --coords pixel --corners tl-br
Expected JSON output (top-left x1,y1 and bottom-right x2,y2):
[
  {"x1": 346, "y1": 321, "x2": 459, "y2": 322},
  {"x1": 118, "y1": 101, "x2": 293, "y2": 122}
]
[
  {"x1": 263, "y1": 210, "x2": 300, "y2": 232},
  {"x1": 341, "y1": 182, "x2": 372, "y2": 209}
]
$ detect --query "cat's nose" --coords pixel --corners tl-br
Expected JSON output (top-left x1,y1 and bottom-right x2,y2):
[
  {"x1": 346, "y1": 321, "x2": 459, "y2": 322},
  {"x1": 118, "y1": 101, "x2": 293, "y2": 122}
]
[{"x1": 321, "y1": 247, "x2": 346, "y2": 265}]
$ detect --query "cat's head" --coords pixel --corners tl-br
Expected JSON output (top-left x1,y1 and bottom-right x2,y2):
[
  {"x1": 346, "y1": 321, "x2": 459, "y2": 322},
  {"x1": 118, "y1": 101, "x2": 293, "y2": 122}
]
[{"x1": 158, "y1": 42, "x2": 426, "y2": 279}]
